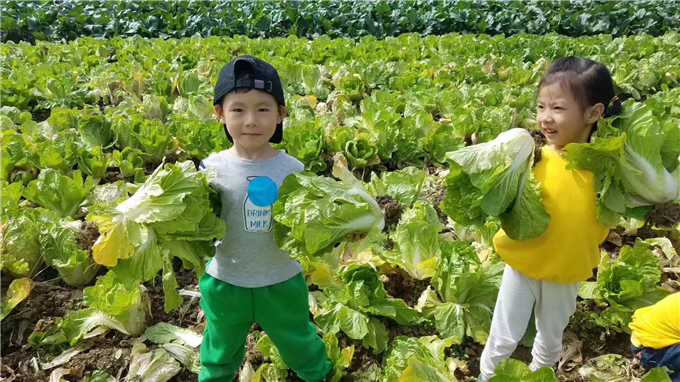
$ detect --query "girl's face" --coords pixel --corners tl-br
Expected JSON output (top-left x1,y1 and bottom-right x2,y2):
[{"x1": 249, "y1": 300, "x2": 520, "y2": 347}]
[{"x1": 536, "y1": 83, "x2": 603, "y2": 150}]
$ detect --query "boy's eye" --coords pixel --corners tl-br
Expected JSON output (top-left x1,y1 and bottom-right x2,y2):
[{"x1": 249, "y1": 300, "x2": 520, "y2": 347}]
[
  {"x1": 259, "y1": 108, "x2": 269, "y2": 112},
  {"x1": 554, "y1": 106, "x2": 563, "y2": 110},
  {"x1": 537, "y1": 105, "x2": 544, "y2": 109},
  {"x1": 232, "y1": 108, "x2": 243, "y2": 112}
]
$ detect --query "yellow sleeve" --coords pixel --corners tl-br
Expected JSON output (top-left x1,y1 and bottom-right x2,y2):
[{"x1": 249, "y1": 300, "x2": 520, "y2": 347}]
[{"x1": 629, "y1": 292, "x2": 680, "y2": 349}]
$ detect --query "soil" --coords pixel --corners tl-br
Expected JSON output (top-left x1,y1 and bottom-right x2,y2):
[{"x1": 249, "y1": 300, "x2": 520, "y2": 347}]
[
  {"x1": 144, "y1": 160, "x2": 160, "y2": 175},
  {"x1": 245, "y1": 329, "x2": 264, "y2": 366},
  {"x1": 1, "y1": 283, "x2": 86, "y2": 381},
  {"x1": 101, "y1": 170, "x2": 126, "y2": 184},
  {"x1": 375, "y1": 195, "x2": 404, "y2": 232},
  {"x1": 190, "y1": 157, "x2": 202, "y2": 171},
  {"x1": 76, "y1": 221, "x2": 100, "y2": 254},
  {"x1": 30, "y1": 108, "x2": 51, "y2": 123},
  {"x1": 421, "y1": 180, "x2": 448, "y2": 225},
  {"x1": 147, "y1": 260, "x2": 203, "y2": 328},
  {"x1": 1, "y1": 283, "x2": 83, "y2": 355},
  {"x1": 385, "y1": 238, "x2": 395, "y2": 251},
  {"x1": 346, "y1": 335, "x2": 382, "y2": 379},
  {"x1": 382, "y1": 268, "x2": 431, "y2": 308},
  {"x1": 645, "y1": 203, "x2": 680, "y2": 228},
  {"x1": 352, "y1": 167, "x2": 376, "y2": 183},
  {"x1": 464, "y1": 133, "x2": 475, "y2": 147},
  {"x1": 0, "y1": 258, "x2": 204, "y2": 382},
  {"x1": 1, "y1": 257, "x2": 647, "y2": 382},
  {"x1": 142, "y1": 154, "x2": 181, "y2": 176},
  {"x1": 382, "y1": 318, "x2": 439, "y2": 344},
  {"x1": 383, "y1": 159, "x2": 402, "y2": 173},
  {"x1": 564, "y1": 301, "x2": 647, "y2": 381}
]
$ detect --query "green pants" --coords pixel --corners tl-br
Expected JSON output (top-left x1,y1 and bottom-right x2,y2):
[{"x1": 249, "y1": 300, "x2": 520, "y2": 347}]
[{"x1": 198, "y1": 271, "x2": 331, "y2": 382}]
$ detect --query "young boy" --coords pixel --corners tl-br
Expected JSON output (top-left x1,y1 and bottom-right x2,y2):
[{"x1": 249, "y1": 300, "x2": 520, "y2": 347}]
[
  {"x1": 629, "y1": 292, "x2": 680, "y2": 381},
  {"x1": 198, "y1": 56, "x2": 332, "y2": 382}
]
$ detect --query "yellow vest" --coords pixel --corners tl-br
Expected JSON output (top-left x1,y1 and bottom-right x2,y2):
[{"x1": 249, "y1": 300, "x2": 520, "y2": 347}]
[
  {"x1": 493, "y1": 146, "x2": 609, "y2": 283},
  {"x1": 629, "y1": 292, "x2": 680, "y2": 349}
]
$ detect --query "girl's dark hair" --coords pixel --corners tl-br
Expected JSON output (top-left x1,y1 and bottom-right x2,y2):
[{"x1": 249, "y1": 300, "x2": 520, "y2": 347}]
[{"x1": 538, "y1": 56, "x2": 622, "y2": 135}]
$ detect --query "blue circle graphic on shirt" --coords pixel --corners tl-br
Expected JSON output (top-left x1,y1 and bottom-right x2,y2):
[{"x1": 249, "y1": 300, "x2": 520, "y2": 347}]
[{"x1": 247, "y1": 176, "x2": 278, "y2": 207}]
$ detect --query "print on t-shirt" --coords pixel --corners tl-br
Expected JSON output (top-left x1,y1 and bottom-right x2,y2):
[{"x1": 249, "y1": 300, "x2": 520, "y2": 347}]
[{"x1": 243, "y1": 176, "x2": 278, "y2": 232}]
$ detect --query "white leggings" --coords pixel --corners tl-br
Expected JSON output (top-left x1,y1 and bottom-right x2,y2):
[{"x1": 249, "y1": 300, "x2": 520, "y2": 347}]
[{"x1": 479, "y1": 264, "x2": 580, "y2": 381}]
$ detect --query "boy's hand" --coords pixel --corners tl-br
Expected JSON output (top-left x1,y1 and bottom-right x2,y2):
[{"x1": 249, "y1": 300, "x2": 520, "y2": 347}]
[{"x1": 349, "y1": 232, "x2": 368, "y2": 241}]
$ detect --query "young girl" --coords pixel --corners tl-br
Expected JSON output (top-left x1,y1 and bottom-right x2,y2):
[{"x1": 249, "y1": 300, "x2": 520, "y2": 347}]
[{"x1": 478, "y1": 56, "x2": 622, "y2": 381}]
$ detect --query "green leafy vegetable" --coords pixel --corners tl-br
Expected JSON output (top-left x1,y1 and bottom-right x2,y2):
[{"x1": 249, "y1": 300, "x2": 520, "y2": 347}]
[
  {"x1": 78, "y1": 146, "x2": 109, "y2": 180},
  {"x1": 23, "y1": 169, "x2": 92, "y2": 218},
  {"x1": 111, "y1": 147, "x2": 145, "y2": 178},
  {"x1": 274, "y1": 156, "x2": 385, "y2": 258},
  {"x1": 566, "y1": 101, "x2": 680, "y2": 226},
  {"x1": 0, "y1": 278, "x2": 34, "y2": 320},
  {"x1": 490, "y1": 359, "x2": 558, "y2": 382},
  {"x1": 62, "y1": 272, "x2": 150, "y2": 341},
  {"x1": 442, "y1": 128, "x2": 549, "y2": 241},
  {"x1": 127, "y1": 341, "x2": 181, "y2": 382},
  {"x1": 418, "y1": 241, "x2": 504, "y2": 344},
  {"x1": 40, "y1": 217, "x2": 101, "y2": 287},
  {"x1": 313, "y1": 265, "x2": 421, "y2": 353},
  {"x1": 87, "y1": 161, "x2": 224, "y2": 311},
  {"x1": 366, "y1": 167, "x2": 426, "y2": 208},
  {"x1": 382, "y1": 335, "x2": 457, "y2": 382},
  {"x1": 78, "y1": 114, "x2": 114, "y2": 149},
  {"x1": 144, "y1": 322, "x2": 203, "y2": 348},
  {"x1": 382, "y1": 202, "x2": 442, "y2": 280},
  {"x1": 578, "y1": 239, "x2": 670, "y2": 332}
]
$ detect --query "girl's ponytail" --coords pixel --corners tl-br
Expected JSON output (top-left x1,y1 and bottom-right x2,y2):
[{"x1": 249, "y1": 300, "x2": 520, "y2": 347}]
[{"x1": 603, "y1": 95, "x2": 622, "y2": 118}]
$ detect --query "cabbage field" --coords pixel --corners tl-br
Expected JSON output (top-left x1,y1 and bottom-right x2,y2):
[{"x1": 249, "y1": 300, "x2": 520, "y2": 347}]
[{"x1": 1, "y1": 4, "x2": 680, "y2": 381}]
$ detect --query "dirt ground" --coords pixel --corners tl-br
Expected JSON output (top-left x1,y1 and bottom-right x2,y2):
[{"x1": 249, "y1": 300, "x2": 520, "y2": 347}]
[{"x1": 1, "y1": 255, "x2": 653, "y2": 382}]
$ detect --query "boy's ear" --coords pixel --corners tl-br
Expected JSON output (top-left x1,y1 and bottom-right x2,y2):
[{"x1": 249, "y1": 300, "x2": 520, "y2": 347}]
[
  {"x1": 585, "y1": 103, "x2": 605, "y2": 124},
  {"x1": 277, "y1": 105, "x2": 287, "y2": 124},
  {"x1": 215, "y1": 104, "x2": 225, "y2": 124}
]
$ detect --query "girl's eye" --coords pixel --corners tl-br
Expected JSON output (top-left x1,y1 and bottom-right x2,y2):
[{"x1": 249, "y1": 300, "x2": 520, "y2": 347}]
[
  {"x1": 554, "y1": 106, "x2": 563, "y2": 110},
  {"x1": 537, "y1": 105, "x2": 544, "y2": 110}
]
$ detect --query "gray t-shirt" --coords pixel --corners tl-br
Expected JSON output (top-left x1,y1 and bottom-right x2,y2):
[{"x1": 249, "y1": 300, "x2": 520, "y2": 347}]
[{"x1": 200, "y1": 150, "x2": 304, "y2": 287}]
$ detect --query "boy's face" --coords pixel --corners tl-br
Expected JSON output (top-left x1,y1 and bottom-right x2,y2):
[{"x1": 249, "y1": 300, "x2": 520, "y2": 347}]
[{"x1": 215, "y1": 89, "x2": 285, "y2": 150}]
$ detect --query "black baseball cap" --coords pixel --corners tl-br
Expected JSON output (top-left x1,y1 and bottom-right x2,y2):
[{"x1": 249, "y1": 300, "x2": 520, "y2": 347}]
[{"x1": 213, "y1": 55, "x2": 285, "y2": 144}]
